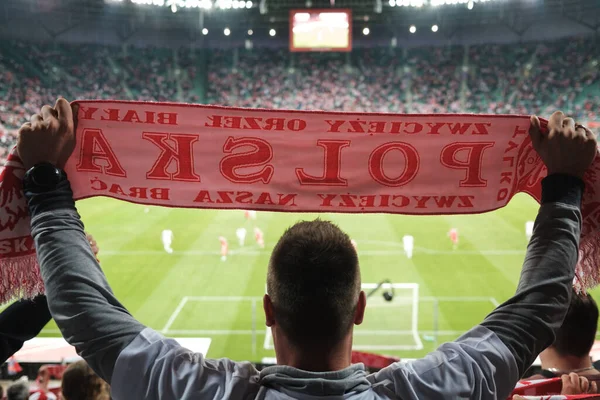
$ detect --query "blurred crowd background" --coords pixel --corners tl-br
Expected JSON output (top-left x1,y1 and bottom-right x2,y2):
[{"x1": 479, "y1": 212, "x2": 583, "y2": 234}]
[{"x1": 1, "y1": 36, "x2": 598, "y2": 164}]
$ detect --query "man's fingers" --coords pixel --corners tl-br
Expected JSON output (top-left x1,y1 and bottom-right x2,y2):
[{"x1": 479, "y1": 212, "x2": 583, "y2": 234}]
[
  {"x1": 575, "y1": 123, "x2": 589, "y2": 140},
  {"x1": 529, "y1": 115, "x2": 542, "y2": 146},
  {"x1": 590, "y1": 381, "x2": 598, "y2": 393},
  {"x1": 548, "y1": 110, "x2": 565, "y2": 131},
  {"x1": 581, "y1": 376, "x2": 590, "y2": 393},
  {"x1": 570, "y1": 372, "x2": 580, "y2": 386},
  {"x1": 18, "y1": 123, "x2": 32, "y2": 145},
  {"x1": 30, "y1": 114, "x2": 43, "y2": 124},
  {"x1": 55, "y1": 98, "x2": 74, "y2": 133},
  {"x1": 19, "y1": 122, "x2": 32, "y2": 132},
  {"x1": 29, "y1": 114, "x2": 44, "y2": 129},
  {"x1": 563, "y1": 117, "x2": 576, "y2": 137},
  {"x1": 41, "y1": 105, "x2": 58, "y2": 121},
  {"x1": 563, "y1": 117, "x2": 576, "y2": 130},
  {"x1": 579, "y1": 124, "x2": 597, "y2": 141}
]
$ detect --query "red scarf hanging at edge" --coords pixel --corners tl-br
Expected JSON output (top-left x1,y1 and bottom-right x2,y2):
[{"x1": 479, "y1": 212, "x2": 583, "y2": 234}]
[{"x1": 0, "y1": 100, "x2": 599, "y2": 303}]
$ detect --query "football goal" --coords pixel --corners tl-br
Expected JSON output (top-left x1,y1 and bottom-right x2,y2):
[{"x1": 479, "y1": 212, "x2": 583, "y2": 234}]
[{"x1": 264, "y1": 282, "x2": 422, "y2": 351}]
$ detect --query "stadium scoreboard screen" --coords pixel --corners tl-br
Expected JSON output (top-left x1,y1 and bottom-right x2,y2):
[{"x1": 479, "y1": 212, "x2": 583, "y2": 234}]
[{"x1": 290, "y1": 10, "x2": 352, "y2": 52}]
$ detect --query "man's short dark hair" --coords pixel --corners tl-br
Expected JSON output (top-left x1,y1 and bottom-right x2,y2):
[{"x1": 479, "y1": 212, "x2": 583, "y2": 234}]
[
  {"x1": 6, "y1": 382, "x2": 29, "y2": 400},
  {"x1": 553, "y1": 290, "x2": 599, "y2": 358},
  {"x1": 267, "y1": 219, "x2": 360, "y2": 349}
]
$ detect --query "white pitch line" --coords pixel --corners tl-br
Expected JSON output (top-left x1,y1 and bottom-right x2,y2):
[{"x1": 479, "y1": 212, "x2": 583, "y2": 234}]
[
  {"x1": 264, "y1": 327, "x2": 272, "y2": 350},
  {"x1": 167, "y1": 330, "x2": 256, "y2": 335},
  {"x1": 423, "y1": 296, "x2": 498, "y2": 302},
  {"x1": 489, "y1": 297, "x2": 500, "y2": 307},
  {"x1": 162, "y1": 297, "x2": 189, "y2": 334},
  {"x1": 186, "y1": 296, "x2": 261, "y2": 301}
]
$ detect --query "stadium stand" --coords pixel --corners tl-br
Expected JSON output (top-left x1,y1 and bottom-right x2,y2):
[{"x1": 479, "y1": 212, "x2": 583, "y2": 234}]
[{"x1": 1, "y1": 36, "x2": 599, "y2": 165}]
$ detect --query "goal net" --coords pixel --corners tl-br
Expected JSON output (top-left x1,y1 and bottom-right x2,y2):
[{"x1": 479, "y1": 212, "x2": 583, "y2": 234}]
[
  {"x1": 353, "y1": 282, "x2": 423, "y2": 351},
  {"x1": 264, "y1": 282, "x2": 422, "y2": 351}
]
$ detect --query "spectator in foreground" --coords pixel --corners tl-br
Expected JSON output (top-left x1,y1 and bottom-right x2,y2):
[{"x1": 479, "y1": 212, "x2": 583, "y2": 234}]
[
  {"x1": 16, "y1": 98, "x2": 598, "y2": 399},
  {"x1": 6, "y1": 381, "x2": 28, "y2": 400},
  {"x1": 531, "y1": 291, "x2": 600, "y2": 379},
  {"x1": 0, "y1": 296, "x2": 51, "y2": 364},
  {"x1": 29, "y1": 367, "x2": 58, "y2": 400},
  {"x1": 0, "y1": 234, "x2": 99, "y2": 364},
  {"x1": 62, "y1": 361, "x2": 110, "y2": 400}
]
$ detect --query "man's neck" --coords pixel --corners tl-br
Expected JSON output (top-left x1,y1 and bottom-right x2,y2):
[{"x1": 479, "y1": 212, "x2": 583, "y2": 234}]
[
  {"x1": 541, "y1": 352, "x2": 596, "y2": 374},
  {"x1": 275, "y1": 334, "x2": 353, "y2": 372}
]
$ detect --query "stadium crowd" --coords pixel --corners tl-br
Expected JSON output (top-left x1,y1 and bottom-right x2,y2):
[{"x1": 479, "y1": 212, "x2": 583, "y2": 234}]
[
  {"x1": 206, "y1": 35, "x2": 599, "y2": 118},
  {"x1": 1, "y1": 360, "x2": 109, "y2": 400},
  {"x1": 1, "y1": 35, "x2": 599, "y2": 164}
]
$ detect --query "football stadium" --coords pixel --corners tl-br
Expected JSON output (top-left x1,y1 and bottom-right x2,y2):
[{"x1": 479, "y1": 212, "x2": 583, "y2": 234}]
[{"x1": 1, "y1": 0, "x2": 600, "y2": 398}]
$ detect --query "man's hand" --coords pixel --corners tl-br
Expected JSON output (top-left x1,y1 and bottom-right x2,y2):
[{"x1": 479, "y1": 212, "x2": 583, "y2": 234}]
[
  {"x1": 530, "y1": 112, "x2": 597, "y2": 179},
  {"x1": 17, "y1": 98, "x2": 78, "y2": 170},
  {"x1": 561, "y1": 372, "x2": 598, "y2": 395}
]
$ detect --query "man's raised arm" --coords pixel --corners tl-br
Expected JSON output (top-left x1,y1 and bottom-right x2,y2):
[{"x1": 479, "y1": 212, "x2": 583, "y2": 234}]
[
  {"x1": 479, "y1": 113, "x2": 597, "y2": 378},
  {"x1": 371, "y1": 112, "x2": 598, "y2": 399},
  {"x1": 18, "y1": 99, "x2": 146, "y2": 383},
  {"x1": 479, "y1": 173, "x2": 582, "y2": 377}
]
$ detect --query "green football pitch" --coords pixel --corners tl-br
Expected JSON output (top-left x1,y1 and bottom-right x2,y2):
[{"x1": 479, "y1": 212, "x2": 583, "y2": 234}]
[{"x1": 37, "y1": 193, "x2": 600, "y2": 362}]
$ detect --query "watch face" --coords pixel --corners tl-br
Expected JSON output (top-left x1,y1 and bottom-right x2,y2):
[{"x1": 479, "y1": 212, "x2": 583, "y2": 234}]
[{"x1": 31, "y1": 163, "x2": 61, "y2": 187}]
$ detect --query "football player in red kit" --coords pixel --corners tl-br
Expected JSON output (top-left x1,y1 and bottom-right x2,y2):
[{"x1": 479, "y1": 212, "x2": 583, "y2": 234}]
[
  {"x1": 448, "y1": 228, "x2": 459, "y2": 250},
  {"x1": 254, "y1": 227, "x2": 265, "y2": 249},
  {"x1": 219, "y1": 236, "x2": 228, "y2": 261}
]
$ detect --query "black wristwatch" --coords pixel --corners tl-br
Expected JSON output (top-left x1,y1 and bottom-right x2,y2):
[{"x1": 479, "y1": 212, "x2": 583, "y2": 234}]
[{"x1": 23, "y1": 162, "x2": 64, "y2": 191}]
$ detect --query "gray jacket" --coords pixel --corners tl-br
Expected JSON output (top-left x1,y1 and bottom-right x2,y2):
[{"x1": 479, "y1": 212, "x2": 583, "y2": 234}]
[{"x1": 26, "y1": 174, "x2": 583, "y2": 399}]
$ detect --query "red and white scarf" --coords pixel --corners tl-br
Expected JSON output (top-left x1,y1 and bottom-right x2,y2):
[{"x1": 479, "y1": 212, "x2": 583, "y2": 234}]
[
  {"x1": 1, "y1": 100, "x2": 599, "y2": 302},
  {"x1": 511, "y1": 377, "x2": 600, "y2": 399}
]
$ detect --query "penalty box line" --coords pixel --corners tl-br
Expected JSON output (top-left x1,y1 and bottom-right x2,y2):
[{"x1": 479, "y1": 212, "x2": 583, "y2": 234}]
[
  {"x1": 161, "y1": 296, "x2": 262, "y2": 335},
  {"x1": 162, "y1": 296, "x2": 190, "y2": 334},
  {"x1": 162, "y1": 295, "x2": 500, "y2": 337}
]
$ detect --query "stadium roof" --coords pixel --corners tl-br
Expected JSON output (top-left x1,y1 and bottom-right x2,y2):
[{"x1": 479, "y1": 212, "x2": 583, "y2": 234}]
[{"x1": 1, "y1": 0, "x2": 599, "y2": 45}]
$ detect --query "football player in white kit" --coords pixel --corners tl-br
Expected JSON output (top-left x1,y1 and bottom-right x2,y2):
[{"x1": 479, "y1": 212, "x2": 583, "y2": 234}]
[
  {"x1": 403, "y1": 235, "x2": 414, "y2": 259},
  {"x1": 236, "y1": 227, "x2": 247, "y2": 247},
  {"x1": 525, "y1": 221, "x2": 534, "y2": 240},
  {"x1": 162, "y1": 229, "x2": 174, "y2": 254}
]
